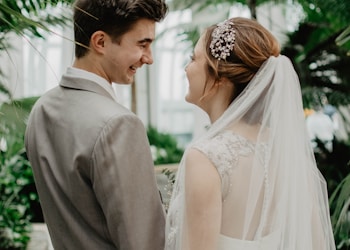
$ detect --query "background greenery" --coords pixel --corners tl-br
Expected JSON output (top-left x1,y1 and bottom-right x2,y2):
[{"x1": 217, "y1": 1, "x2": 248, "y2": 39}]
[
  {"x1": 0, "y1": 0, "x2": 73, "y2": 100},
  {"x1": 0, "y1": 0, "x2": 349, "y2": 249},
  {"x1": 0, "y1": 1, "x2": 73, "y2": 249},
  {"x1": 0, "y1": 122, "x2": 35, "y2": 250}
]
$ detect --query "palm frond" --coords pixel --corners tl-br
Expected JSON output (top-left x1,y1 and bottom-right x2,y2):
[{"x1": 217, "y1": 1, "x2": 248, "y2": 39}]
[
  {"x1": 0, "y1": 82, "x2": 11, "y2": 99},
  {"x1": 336, "y1": 25, "x2": 350, "y2": 54},
  {"x1": 0, "y1": 0, "x2": 73, "y2": 38},
  {"x1": 0, "y1": 0, "x2": 74, "y2": 98},
  {"x1": 329, "y1": 171, "x2": 350, "y2": 246}
]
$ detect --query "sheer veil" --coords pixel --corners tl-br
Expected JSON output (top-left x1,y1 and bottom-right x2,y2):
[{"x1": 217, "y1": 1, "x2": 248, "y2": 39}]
[{"x1": 165, "y1": 55, "x2": 336, "y2": 250}]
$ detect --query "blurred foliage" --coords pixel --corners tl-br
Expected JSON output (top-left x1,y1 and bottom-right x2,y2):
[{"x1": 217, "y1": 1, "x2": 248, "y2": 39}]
[
  {"x1": 313, "y1": 138, "x2": 350, "y2": 250},
  {"x1": 282, "y1": 0, "x2": 350, "y2": 108},
  {"x1": 0, "y1": 121, "x2": 38, "y2": 249},
  {"x1": 0, "y1": 141, "x2": 36, "y2": 250},
  {"x1": 330, "y1": 172, "x2": 350, "y2": 249},
  {"x1": 0, "y1": 97, "x2": 39, "y2": 135},
  {"x1": 0, "y1": 0, "x2": 72, "y2": 38},
  {"x1": 147, "y1": 126, "x2": 184, "y2": 165},
  {"x1": 0, "y1": 0, "x2": 74, "y2": 100},
  {"x1": 315, "y1": 139, "x2": 350, "y2": 198},
  {"x1": 0, "y1": 97, "x2": 40, "y2": 249}
]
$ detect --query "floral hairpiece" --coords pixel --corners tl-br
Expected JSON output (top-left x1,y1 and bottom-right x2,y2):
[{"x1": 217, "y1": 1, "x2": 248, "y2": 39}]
[{"x1": 210, "y1": 20, "x2": 236, "y2": 61}]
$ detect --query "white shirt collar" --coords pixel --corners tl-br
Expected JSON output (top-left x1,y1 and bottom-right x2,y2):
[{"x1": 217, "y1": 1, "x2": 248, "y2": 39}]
[{"x1": 65, "y1": 67, "x2": 118, "y2": 101}]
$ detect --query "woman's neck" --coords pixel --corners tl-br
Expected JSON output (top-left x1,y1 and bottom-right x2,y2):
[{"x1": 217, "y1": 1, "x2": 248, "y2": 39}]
[{"x1": 206, "y1": 100, "x2": 229, "y2": 124}]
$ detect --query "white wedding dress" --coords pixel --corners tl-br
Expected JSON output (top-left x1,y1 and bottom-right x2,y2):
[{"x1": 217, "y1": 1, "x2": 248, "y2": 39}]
[{"x1": 217, "y1": 232, "x2": 279, "y2": 250}]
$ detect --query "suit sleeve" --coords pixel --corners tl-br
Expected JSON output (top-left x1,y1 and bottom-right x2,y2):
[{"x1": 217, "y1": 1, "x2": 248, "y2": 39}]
[{"x1": 91, "y1": 114, "x2": 165, "y2": 250}]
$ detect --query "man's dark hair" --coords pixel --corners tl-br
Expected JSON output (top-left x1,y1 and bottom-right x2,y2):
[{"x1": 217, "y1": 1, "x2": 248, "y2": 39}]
[{"x1": 73, "y1": 0, "x2": 168, "y2": 58}]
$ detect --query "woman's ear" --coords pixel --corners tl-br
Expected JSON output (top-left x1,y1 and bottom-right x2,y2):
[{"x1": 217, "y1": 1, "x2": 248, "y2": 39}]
[
  {"x1": 90, "y1": 31, "x2": 107, "y2": 54},
  {"x1": 217, "y1": 77, "x2": 231, "y2": 87},
  {"x1": 217, "y1": 77, "x2": 235, "y2": 102}
]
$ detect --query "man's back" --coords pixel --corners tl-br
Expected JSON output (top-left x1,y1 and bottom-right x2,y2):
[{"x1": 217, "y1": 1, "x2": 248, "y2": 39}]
[{"x1": 25, "y1": 76, "x2": 165, "y2": 249}]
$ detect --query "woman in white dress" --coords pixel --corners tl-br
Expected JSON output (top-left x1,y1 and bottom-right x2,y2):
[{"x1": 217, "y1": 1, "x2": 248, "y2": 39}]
[{"x1": 165, "y1": 17, "x2": 336, "y2": 250}]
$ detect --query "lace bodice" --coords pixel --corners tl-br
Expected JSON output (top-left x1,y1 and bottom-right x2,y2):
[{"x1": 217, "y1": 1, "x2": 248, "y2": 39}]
[{"x1": 192, "y1": 130, "x2": 257, "y2": 199}]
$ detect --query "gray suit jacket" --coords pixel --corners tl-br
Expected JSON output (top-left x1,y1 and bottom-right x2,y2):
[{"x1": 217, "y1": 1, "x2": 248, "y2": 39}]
[{"x1": 25, "y1": 75, "x2": 165, "y2": 250}]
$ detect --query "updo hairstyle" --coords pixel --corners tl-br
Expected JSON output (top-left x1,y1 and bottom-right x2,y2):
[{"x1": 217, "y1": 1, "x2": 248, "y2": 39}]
[{"x1": 203, "y1": 17, "x2": 280, "y2": 100}]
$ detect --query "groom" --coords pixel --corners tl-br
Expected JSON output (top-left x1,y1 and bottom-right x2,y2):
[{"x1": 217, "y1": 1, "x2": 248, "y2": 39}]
[{"x1": 25, "y1": 0, "x2": 168, "y2": 249}]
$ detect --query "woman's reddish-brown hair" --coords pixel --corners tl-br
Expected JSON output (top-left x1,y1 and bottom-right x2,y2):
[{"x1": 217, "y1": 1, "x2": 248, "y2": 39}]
[{"x1": 203, "y1": 17, "x2": 280, "y2": 100}]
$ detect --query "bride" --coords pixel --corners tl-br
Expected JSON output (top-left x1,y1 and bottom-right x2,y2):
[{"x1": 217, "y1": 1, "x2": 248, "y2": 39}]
[{"x1": 165, "y1": 17, "x2": 336, "y2": 250}]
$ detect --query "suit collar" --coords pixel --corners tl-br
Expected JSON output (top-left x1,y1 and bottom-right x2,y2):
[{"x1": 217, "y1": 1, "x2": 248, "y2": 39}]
[{"x1": 60, "y1": 73, "x2": 117, "y2": 101}]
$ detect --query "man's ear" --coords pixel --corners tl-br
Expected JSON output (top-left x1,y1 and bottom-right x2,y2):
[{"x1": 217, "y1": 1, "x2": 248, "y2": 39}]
[{"x1": 90, "y1": 31, "x2": 106, "y2": 54}]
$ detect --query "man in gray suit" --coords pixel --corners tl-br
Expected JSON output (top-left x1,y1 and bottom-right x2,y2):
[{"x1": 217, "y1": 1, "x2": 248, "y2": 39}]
[{"x1": 25, "y1": 0, "x2": 168, "y2": 249}]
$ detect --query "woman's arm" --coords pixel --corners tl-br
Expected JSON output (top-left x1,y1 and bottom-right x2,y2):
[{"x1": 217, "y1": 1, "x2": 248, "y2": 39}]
[{"x1": 184, "y1": 148, "x2": 222, "y2": 250}]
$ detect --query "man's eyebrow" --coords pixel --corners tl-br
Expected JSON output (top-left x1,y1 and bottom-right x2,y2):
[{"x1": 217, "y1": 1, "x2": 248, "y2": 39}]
[{"x1": 138, "y1": 38, "x2": 154, "y2": 44}]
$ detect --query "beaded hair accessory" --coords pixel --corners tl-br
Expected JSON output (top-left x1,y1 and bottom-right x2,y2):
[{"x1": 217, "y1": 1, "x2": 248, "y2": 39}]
[{"x1": 210, "y1": 20, "x2": 236, "y2": 61}]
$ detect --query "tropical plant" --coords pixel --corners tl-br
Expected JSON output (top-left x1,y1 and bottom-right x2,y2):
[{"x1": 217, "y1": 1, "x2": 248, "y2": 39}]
[
  {"x1": 336, "y1": 25, "x2": 350, "y2": 55},
  {"x1": 282, "y1": 0, "x2": 350, "y2": 108},
  {"x1": 330, "y1": 169, "x2": 350, "y2": 249},
  {"x1": 0, "y1": 96, "x2": 41, "y2": 249},
  {"x1": 0, "y1": 0, "x2": 74, "y2": 99},
  {"x1": 311, "y1": 137, "x2": 350, "y2": 250},
  {"x1": 0, "y1": 123, "x2": 37, "y2": 250},
  {"x1": 147, "y1": 126, "x2": 184, "y2": 165}
]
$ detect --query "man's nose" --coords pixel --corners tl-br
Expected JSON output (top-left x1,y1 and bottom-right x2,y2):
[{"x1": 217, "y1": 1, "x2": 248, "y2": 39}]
[
  {"x1": 141, "y1": 50, "x2": 153, "y2": 65},
  {"x1": 185, "y1": 63, "x2": 189, "y2": 72}
]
